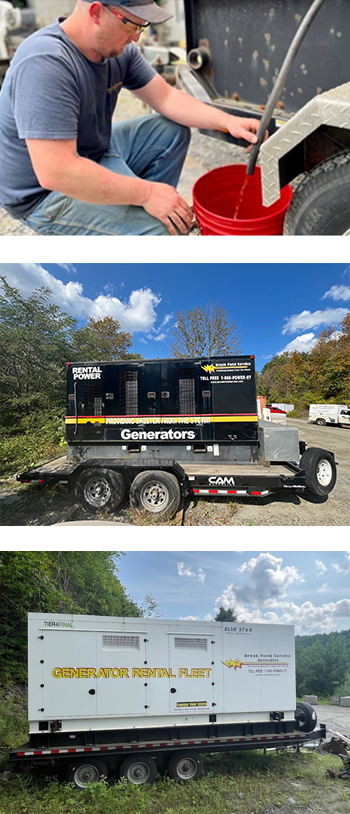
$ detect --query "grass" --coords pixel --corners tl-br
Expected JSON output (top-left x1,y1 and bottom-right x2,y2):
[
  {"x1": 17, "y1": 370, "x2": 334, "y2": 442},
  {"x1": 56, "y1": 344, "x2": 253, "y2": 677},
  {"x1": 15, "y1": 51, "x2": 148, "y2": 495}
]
[
  {"x1": 1, "y1": 750, "x2": 349, "y2": 814},
  {"x1": 0, "y1": 412, "x2": 66, "y2": 478}
]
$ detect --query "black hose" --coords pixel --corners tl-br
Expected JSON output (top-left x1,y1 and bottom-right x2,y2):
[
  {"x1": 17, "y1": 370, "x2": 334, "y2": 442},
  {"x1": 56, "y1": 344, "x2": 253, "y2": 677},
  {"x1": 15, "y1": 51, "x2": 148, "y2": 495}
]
[{"x1": 246, "y1": 0, "x2": 328, "y2": 176}]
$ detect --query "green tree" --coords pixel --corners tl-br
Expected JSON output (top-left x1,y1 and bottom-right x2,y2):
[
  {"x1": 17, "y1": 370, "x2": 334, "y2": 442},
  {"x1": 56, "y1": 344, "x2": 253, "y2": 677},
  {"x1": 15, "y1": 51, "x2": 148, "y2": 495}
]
[
  {"x1": 0, "y1": 551, "x2": 141, "y2": 684},
  {"x1": 0, "y1": 277, "x2": 77, "y2": 425},
  {"x1": 73, "y1": 315, "x2": 142, "y2": 361},
  {"x1": 170, "y1": 302, "x2": 240, "y2": 358},
  {"x1": 296, "y1": 633, "x2": 349, "y2": 697},
  {"x1": 214, "y1": 606, "x2": 238, "y2": 622}
]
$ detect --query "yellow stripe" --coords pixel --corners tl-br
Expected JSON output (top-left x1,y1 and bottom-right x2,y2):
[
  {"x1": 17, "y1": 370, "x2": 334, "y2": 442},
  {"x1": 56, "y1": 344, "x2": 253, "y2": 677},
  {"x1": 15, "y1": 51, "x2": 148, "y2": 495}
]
[{"x1": 65, "y1": 415, "x2": 258, "y2": 425}]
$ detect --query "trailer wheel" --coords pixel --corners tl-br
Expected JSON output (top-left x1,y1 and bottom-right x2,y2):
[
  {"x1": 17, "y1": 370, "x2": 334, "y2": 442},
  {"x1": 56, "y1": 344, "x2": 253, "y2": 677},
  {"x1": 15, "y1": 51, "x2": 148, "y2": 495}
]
[
  {"x1": 315, "y1": 418, "x2": 326, "y2": 426},
  {"x1": 168, "y1": 751, "x2": 203, "y2": 781},
  {"x1": 295, "y1": 702, "x2": 317, "y2": 733},
  {"x1": 299, "y1": 447, "x2": 336, "y2": 496},
  {"x1": 75, "y1": 468, "x2": 125, "y2": 511},
  {"x1": 129, "y1": 470, "x2": 180, "y2": 520},
  {"x1": 67, "y1": 758, "x2": 108, "y2": 788},
  {"x1": 119, "y1": 755, "x2": 157, "y2": 785},
  {"x1": 284, "y1": 150, "x2": 350, "y2": 235}
]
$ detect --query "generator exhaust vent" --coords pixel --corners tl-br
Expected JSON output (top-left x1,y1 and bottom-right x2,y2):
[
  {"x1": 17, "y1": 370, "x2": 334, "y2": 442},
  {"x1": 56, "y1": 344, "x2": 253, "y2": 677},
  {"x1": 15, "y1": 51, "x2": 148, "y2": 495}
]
[
  {"x1": 102, "y1": 635, "x2": 140, "y2": 650},
  {"x1": 174, "y1": 637, "x2": 208, "y2": 651}
]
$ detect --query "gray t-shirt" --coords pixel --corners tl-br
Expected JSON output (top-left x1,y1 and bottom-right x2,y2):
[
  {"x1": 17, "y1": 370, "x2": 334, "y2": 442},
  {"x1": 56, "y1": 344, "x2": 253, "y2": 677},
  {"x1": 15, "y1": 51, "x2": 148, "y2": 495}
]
[{"x1": 0, "y1": 19, "x2": 156, "y2": 217}]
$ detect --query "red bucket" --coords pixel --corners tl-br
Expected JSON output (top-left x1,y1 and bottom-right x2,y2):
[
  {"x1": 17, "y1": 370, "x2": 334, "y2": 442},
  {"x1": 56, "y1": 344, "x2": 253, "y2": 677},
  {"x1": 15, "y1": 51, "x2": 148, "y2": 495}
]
[{"x1": 192, "y1": 165, "x2": 293, "y2": 235}]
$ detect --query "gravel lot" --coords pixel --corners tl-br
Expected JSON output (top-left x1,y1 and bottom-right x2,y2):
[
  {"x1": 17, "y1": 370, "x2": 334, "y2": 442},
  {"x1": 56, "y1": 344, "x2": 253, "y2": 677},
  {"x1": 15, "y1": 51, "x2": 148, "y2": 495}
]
[{"x1": 1, "y1": 418, "x2": 349, "y2": 526}]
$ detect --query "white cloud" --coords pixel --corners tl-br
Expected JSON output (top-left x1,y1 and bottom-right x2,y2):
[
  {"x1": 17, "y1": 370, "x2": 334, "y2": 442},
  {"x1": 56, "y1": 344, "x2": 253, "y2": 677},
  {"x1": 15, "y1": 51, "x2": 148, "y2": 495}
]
[
  {"x1": 277, "y1": 333, "x2": 317, "y2": 355},
  {"x1": 322, "y1": 284, "x2": 350, "y2": 302},
  {"x1": 317, "y1": 584, "x2": 328, "y2": 593},
  {"x1": 177, "y1": 562, "x2": 205, "y2": 584},
  {"x1": 0, "y1": 263, "x2": 161, "y2": 333},
  {"x1": 236, "y1": 552, "x2": 304, "y2": 603},
  {"x1": 214, "y1": 592, "x2": 350, "y2": 634},
  {"x1": 57, "y1": 264, "x2": 77, "y2": 274},
  {"x1": 282, "y1": 308, "x2": 348, "y2": 335},
  {"x1": 315, "y1": 560, "x2": 327, "y2": 575}
]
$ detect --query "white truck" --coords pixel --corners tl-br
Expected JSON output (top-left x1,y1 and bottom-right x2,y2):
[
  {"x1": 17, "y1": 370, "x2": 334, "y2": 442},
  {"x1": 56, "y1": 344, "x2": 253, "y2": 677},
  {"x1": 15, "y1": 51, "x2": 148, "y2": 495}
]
[
  {"x1": 9, "y1": 613, "x2": 324, "y2": 787},
  {"x1": 308, "y1": 404, "x2": 350, "y2": 427}
]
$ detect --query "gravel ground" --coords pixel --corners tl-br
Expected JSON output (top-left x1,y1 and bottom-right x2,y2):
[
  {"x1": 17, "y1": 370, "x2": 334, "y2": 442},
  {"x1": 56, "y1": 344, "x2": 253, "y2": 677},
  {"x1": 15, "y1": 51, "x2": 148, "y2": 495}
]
[
  {"x1": 0, "y1": 88, "x2": 249, "y2": 236},
  {"x1": 1, "y1": 419, "x2": 349, "y2": 526}
]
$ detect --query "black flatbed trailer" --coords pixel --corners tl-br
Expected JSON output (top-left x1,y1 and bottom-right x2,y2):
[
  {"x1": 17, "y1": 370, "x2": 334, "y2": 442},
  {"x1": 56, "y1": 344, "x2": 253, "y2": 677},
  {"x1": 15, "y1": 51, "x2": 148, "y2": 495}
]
[
  {"x1": 9, "y1": 724, "x2": 326, "y2": 782},
  {"x1": 17, "y1": 454, "x2": 306, "y2": 500}
]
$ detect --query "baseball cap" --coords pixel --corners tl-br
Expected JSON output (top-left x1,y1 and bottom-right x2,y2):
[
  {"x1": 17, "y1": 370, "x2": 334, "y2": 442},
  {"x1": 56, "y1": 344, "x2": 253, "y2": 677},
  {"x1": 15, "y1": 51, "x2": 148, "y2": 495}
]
[{"x1": 84, "y1": 0, "x2": 173, "y2": 24}]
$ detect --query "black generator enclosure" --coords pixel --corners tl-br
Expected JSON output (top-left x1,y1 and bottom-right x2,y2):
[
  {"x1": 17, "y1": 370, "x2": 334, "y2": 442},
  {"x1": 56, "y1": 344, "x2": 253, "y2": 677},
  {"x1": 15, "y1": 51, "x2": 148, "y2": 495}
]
[{"x1": 66, "y1": 355, "x2": 258, "y2": 460}]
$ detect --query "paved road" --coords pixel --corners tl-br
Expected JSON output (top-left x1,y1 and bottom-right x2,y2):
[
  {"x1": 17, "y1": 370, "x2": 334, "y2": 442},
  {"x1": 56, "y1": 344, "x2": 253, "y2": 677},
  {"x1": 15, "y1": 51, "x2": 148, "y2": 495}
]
[{"x1": 315, "y1": 704, "x2": 350, "y2": 742}]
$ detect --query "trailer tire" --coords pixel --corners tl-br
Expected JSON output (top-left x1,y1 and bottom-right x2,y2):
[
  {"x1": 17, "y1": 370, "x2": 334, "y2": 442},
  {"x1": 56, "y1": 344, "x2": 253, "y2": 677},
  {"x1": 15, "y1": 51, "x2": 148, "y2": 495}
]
[
  {"x1": 75, "y1": 468, "x2": 125, "y2": 511},
  {"x1": 129, "y1": 470, "x2": 180, "y2": 519},
  {"x1": 295, "y1": 702, "x2": 317, "y2": 733},
  {"x1": 67, "y1": 758, "x2": 108, "y2": 788},
  {"x1": 119, "y1": 755, "x2": 157, "y2": 785},
  {"x1": 168, "y1": 751, "x2": 203, "y2": 781},
  {"x1": 299, "y1": 447, "x2": 336, "y2": 496},
  {"x1": 283, "y1": 150, "x2": 350, "y2": 235}
]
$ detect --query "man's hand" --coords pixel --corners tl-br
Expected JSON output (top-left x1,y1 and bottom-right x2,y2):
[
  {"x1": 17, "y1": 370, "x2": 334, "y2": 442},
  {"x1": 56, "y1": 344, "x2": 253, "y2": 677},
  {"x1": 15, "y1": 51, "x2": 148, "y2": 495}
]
[
  {"x1": 223, "y1": 116, "x2": 268, "y2": 150},
  {"x1": 142, "y1": 181, "x2": 194, "y2": 235}
]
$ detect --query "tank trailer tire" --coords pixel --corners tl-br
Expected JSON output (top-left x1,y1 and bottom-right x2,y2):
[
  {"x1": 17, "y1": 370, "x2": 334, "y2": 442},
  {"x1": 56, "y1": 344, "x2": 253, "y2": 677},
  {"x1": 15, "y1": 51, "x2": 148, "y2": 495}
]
[
  {"x1": 129, "y1": 470, "x2": 181, "y2": 520},
  {"x1": 168, "y1": 750, "x2": 203, "y2": 781},
  {"x1": 75, "y1": 467, "x2": 125, "y2": 511},
  {"x1": 299, "y1": 447, "x2": 336, "y2": 496},
  {"x1": 119, "y1": 755, "x2": 157, "y2": 785},
  {"x1": 66, "y1": 757, "x2": 108, "y2": 788},
  {"x1": 294, "y1": 702, "x2": 317, "y2": 733},
  {"x1": 284, "y1": 150, "x2": 350, "y2": 235}
]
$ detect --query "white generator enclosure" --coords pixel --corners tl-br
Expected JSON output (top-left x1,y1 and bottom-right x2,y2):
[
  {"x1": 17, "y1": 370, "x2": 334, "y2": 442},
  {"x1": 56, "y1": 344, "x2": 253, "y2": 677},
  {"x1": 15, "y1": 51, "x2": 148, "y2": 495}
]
[{"x1": 28, "y1": 614, "x2": 296, "y2": 736}]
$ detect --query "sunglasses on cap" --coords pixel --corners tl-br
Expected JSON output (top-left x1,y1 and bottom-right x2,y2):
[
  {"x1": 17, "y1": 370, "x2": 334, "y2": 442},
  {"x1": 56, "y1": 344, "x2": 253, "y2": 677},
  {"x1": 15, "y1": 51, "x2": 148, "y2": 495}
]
[{"x1": 103, "y1": 5, "x2": 150, "y2": 34}]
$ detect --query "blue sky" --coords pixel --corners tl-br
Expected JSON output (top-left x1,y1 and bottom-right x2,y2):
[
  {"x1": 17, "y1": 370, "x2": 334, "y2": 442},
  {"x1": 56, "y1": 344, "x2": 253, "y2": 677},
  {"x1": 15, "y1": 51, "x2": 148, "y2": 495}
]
[
  {"x1": 117, "y1": 550, "x2": 350, "y2": 636},
  {"x1": 1, "y1": 262, "x2": 349, "y2": 371}
]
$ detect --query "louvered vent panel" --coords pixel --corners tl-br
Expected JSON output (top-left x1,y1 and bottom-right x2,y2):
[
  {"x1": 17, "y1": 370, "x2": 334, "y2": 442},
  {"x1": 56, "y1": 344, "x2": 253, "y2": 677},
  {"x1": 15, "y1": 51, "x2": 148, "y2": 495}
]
[
  {"x1": 102, "y1": 635, "x2": 140, "y2": 650},
  {"x1": 174, "y1": 637, "x2": 208, "y2": 651}
]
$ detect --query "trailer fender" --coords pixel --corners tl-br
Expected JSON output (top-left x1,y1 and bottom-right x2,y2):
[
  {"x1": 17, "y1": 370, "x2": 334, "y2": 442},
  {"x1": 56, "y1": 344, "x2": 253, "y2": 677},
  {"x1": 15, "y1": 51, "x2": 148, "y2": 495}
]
[
  {"x1": 75, "y1": 467, "x2": 125, "y2": 511},
  {"x1": 66, "y1": 757, "x2": 108, "y2": 788},
  {"x1": 167, "y1": 750, "x2": 203, "y2": 782},
  {"x1": 299, "y1": 448, "x2": 337, "y2": 496},
  {"x1": 129, "y1": 470, "x2": 181, "y2": 520}
]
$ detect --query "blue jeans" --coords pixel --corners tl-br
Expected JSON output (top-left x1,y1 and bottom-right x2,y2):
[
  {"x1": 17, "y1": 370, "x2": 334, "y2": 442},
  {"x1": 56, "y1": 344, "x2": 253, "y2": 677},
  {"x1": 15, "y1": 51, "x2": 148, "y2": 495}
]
[{"x1": 23, "y1": 115, "x2": 191, "y2": 235}]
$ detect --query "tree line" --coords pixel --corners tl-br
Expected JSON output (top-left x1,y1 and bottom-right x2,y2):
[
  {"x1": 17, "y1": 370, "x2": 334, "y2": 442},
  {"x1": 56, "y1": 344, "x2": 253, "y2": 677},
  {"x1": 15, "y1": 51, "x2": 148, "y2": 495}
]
[
  {"x1": 0, "y1": 551, "x2": 141, "y2": 684},
  {"x1": 257, "y1": 314, "x2": 350, "y2": 410}
]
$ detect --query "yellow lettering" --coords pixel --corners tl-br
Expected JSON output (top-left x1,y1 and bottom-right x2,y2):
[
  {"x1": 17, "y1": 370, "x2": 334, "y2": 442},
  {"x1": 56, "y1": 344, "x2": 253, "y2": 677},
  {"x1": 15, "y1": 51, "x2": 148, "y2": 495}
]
[
  {"x1": 52, "y1": 668, "x2": 62, "y2": 678},
  {"x1": 132, "y1": 668, "x2": 141, "y2": 678},
  {"x1": 79, "y1": 668, "x2": 88, "y2": 678},
  {"x1": 120, "y1": 668, "x2": 129, "y2": 678},
  {"x1": 96, "y1": 668, "x2": 107, "y2": 678},
  {"x1": 62, "y1": 668, "x2": 72, "y2": 678}
]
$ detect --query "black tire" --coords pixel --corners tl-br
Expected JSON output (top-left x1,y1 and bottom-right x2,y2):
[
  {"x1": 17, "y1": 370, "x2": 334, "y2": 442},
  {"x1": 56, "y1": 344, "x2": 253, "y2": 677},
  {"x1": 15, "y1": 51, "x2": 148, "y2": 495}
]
[
  {"x1": 315, "y1": 418, "x2": 326, "y2": 426},
  {"x1": 119, "y1": 755, "x2": 157, "y2": 785},
  {"x1": 168, "y1": 751, "x2": 203, "y2": 782},
  {"x1": 284, "y1": 149, "x2": 350, "y2": 235},
  {"x1": 66, "y1": 758, "x2": 108, "y2": 788},
  {"x1": 129, "y1": 470, "x2": 181, "y2": 520},
  {"x1": 294, "y1": 702, "x2": 317, "y2": 733},
  {"x1": 75, "y1": 467, "x2": 125, "y2": 511},
  {"x1": 299, "y1": 447, "x2": 336, "y2": 496}
]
